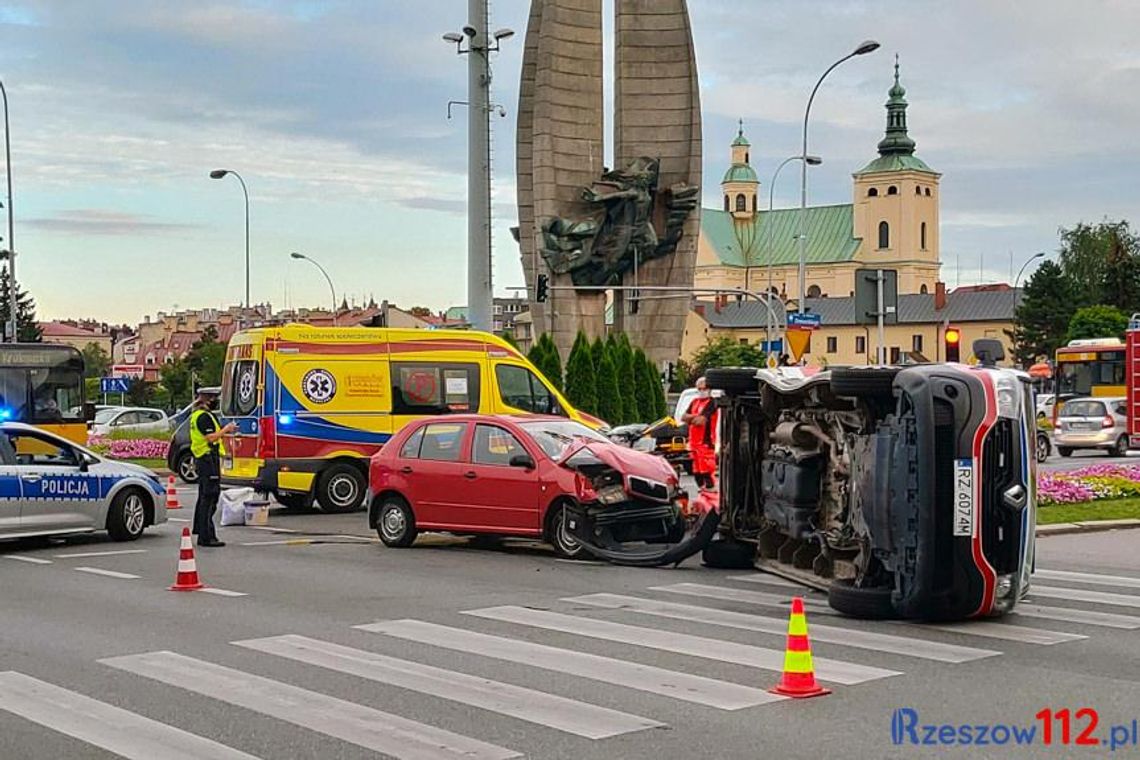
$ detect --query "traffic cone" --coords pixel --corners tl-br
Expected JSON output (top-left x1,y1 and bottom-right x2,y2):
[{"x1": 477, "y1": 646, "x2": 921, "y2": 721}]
[
  {"x1": 169, "y1": 527, "x2": 205, "y2": 592},
  {"x1": 165, "y1": 476, "x2": 180, "y2": 510},
  {"x1": 770, "y1": 596, "x2": 831, "y2": 698}
]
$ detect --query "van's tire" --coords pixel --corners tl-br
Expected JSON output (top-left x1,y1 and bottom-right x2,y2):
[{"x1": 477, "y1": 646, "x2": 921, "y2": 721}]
[
  {"x1": 701, "y1": 537, "x2": 755, "y2": 569},
  {"x1": 317, "y1": 464, "x2": 366, "y2": 513},
  {"x1": 275, "y1": 492, "x2": 311, "y2": 511},
  {"x1": 1057, "y1": 446, "x2": 1073, "y2": 458},
  {"x1": 107, "y1": 488, "x2": 149, "y2": 542},
  {"x1": 545, "y1": 501, "x2": 587, "y2": 559},
  {"x1": 827, "y1": 579, "x2": 896, "y2": 619},
  {"x1": 829, "y1": 367, "x2": 899, "y2": 399},
  {"x1": 705, "y1": 368, "x2": 759, "y2": 395},
  {"x1": 175, "y1": 450, "x2": 198, "y2": 484},
  {"x1": 1113, "y1": 435, "x2": 1129, "y2": 457},
  {"x1": 376, "y1": 496, "x2": 417, "y2": 547}
]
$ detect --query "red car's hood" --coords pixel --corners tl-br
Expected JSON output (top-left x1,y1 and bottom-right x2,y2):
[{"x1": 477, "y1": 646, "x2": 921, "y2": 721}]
[{"x1": 560, "y1": 439, "x2": 677, "y2": 484}]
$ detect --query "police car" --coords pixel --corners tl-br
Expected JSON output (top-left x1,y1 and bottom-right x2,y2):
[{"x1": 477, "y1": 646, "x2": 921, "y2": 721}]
[{"x1": 0, "y1": 422, "x2": 167, "y2": 542}]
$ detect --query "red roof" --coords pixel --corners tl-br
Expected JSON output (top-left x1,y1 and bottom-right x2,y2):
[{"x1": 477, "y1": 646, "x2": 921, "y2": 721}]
[{"x1": 39, "y1": 321, "x2": 105, "y2": 338}]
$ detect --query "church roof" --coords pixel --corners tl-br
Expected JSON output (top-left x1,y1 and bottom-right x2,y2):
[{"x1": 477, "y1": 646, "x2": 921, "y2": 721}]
[
  {"x1": 855, "y1": 56, "x2": 936, "y2": 176},
  {"x1": 855, "y1": 153, "x2": 935, "y2": 175},
  {"x1": 701, "y1": 204, "x2": 861, "y2": 267},
  {"x1": 722, "y1": 163, "x2": 758, "y2": 184}
]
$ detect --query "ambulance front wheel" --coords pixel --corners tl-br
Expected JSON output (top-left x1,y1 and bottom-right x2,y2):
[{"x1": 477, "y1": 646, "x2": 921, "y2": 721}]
[{"x1": 317, "y1": 463, "x2": 366, "y2": 513}]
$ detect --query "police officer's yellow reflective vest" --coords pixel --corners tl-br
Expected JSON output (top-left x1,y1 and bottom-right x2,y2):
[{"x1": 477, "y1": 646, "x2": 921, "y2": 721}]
[{"x1": 189, "y1": 408, "x2": 227, "y2": 458}]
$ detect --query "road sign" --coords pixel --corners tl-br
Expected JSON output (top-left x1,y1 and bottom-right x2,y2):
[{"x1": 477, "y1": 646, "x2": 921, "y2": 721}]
[
  {"x1": 100, "y1": 377, "x2": 131, "y2": 394},
  {"x1": 111, "y1": 364, "x2": 145, "y2": 379},
  {"x1": 785, "y1": 330, "x2": 812, "y2": 363},
  {"x1": 787, "y1": 313, "x2": 822, "y2": 330},
  {"x1": 854, "y1": 269, "x2": 898, "y2": 325}
]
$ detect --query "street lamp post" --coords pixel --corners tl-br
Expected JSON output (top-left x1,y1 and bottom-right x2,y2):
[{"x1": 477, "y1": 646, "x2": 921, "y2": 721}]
[
  {"x1": 209, "y1": 169, "x2": 250, "y2": 311},
  {"x1": 291, "y1": 252, "x2": 338, "y2": 326},
  {"x1": 444, "y1": 8, "x2": 514, "y2": 333},
  {"x1": 797, "y1": 40, "x2": 880, "y2": 314},
  {"x1": 766, "y1": 154, "x2": 822, "y2": 357},
  {"x1": 1013, "y1": 251, "x2": 1046, "y2": 315},
  {"x1": 1, "y1": 80, "x2": 16, "y2": 342}
]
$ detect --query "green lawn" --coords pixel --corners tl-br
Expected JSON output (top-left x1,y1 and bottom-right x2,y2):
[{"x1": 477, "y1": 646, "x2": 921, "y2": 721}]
[{"x1": 1038, "y1": 497, "x2": 1140, "y2": 525}]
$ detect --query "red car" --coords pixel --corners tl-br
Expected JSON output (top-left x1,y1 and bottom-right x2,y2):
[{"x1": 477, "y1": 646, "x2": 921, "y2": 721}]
[{"x1": 367, "y1": 414, "x2": 688, "y2": 558}]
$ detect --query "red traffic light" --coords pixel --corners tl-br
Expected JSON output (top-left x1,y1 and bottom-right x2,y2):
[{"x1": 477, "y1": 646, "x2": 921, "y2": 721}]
[
  {"x1": 945, "y1": 327, "x2": 961, "y2": 362},
  {"x1": 945, "y1": 328, "x2": 961, "y2": 344}
]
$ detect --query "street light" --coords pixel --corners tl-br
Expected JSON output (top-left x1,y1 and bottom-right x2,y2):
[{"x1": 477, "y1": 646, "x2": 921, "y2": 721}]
[
  {"x1": 209, "y1": 168, "x2": 250, "y2": 311},
  {"x1": 1, "y1": 79, "x2": 16, "y2": 342},
  {"x1": 291, "y1": 252, "x2": 338, "y2": 326},
  {"x1": 797, "y1": 40, "x2": 880, "y2": 314},
  {"x1": 765, "y1": 154, "x2": 822, "y2": 356},
  {"x1": 1013, "y1": 251, "x2": 1046, "y2": 315}
]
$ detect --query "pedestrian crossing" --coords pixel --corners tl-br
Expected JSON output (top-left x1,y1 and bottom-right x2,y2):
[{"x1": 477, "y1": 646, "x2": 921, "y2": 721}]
[{"x1": 2, "y1": 565, "x2": 1137, "y2": 759}]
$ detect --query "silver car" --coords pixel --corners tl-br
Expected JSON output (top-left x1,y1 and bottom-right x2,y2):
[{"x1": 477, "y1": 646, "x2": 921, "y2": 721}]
[
  {"x1": 1054, "y1": 397, "x2": 1130, "y2": 457},
  {"x1": 0, "y1": 422, "x2": 167, "y2": 541}
]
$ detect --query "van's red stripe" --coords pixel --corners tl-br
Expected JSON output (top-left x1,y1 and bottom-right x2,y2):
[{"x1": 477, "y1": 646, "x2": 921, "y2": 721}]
[{"x1": 968, "y1": 371, "x2": 999, "y2": 617}]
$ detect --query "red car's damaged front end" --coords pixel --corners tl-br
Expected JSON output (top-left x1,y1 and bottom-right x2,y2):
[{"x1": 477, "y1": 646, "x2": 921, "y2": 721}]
[{"x1": 563, "y1": 441, "x2": 720, "y2": 567}]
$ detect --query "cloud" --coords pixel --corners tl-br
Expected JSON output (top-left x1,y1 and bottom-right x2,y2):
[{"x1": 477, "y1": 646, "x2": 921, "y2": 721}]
[{"x1": 23, "y1": 209, "x2": 201, "y2": 235}]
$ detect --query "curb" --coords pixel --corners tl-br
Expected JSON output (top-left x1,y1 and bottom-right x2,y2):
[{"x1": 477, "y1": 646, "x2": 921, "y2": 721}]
[{"x1": 1036, "y1": 519, "x2": 1140, "y2": 537}]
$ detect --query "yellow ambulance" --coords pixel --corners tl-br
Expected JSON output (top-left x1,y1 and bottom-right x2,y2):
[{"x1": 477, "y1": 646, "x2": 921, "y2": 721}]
[{"x1": 218, "y1": 325, "x2": 600, "y2": 512}]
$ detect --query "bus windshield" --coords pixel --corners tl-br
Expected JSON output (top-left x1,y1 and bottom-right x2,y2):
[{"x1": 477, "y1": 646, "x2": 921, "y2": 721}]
[
  {"x1": 0, "y1": 345, "x2": 85, "y2": 424},
  {"x1": 1057, "y1": 354, "x2": 1125, "y2": 396}
]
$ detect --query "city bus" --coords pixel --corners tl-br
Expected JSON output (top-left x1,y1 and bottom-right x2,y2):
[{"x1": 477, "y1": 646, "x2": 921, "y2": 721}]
[
  {"x1": 0, "y1": 344, "x2": 90, "y2": 443},
  {"x1": 1053, "y1": 338, "x2": 1126, "y2": 421}
]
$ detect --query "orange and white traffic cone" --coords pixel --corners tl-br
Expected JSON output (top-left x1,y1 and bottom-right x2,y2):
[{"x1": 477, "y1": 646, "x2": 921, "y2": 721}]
[
  {"x1": 770, "y1": 596, "x2": 831, "y2": 698},
  {"x1": 169, "y1": 527, "x2": 205, "y2": 592},
  {"x1": 165, "y1": 476, "x2": 180, "y2": 510}
]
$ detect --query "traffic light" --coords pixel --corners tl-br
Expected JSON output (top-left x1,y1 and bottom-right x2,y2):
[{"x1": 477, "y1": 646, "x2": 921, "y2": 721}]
[
  {"x1": 945, "y1": 326, "x2": 961, "y2": 363},
  {"x1": 535, "y1": 274, "x2": 549, "y2": 303},
  {"x1": 630, "y1": 288, "x2": 640, "y2": 314}
]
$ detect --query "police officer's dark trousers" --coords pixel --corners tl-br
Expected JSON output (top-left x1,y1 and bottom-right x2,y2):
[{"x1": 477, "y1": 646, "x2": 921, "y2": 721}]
[{"x1": 193, "y1": 453, "x2": 221, "y2": 544}]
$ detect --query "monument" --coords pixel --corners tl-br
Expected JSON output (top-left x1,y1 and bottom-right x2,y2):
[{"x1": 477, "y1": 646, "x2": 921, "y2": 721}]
[{"x1": 515, "y1": 0, "x2": 702, "y2": 364}]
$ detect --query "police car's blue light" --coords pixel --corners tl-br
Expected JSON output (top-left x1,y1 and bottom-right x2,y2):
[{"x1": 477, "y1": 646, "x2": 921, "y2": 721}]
[
  {"x1": 277, "y1": 414, "x2": 294, "y2": 426},
  {"x1": 0, "y1": 408, "x2": 13, "y2": 421}
]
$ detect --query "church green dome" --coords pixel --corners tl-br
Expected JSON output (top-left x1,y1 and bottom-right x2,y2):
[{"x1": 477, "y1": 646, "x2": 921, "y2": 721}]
[{"x1": 722, "y1": 163, "x2": 758, "y2": 184}]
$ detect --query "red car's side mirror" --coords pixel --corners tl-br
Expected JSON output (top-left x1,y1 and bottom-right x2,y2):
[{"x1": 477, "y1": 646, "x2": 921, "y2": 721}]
[{"x1": 509, "y1": 454, "x2": 535, "y2": 470}]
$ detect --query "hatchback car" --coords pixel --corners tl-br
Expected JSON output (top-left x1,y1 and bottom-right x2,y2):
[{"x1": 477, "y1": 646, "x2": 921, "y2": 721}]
[
  {"x1": 1054, "y1": 397, "x2": 1130, "y2": 457},
  {"x1": 0, "y1": 422, "x2": 167, "y2": 541},
  {"x1": 90, "y1": 407, "x2": 171, "y2": 436},
  {"x1": 368, "y1": 414, "x2": 684, "y2": 557}
]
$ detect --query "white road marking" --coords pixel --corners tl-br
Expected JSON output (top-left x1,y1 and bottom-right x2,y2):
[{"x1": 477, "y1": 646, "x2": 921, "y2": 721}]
[
  {"x1": 727, "y1": 573, "x2": 803, "y2": 589},
  {"x1": 201, "y1": 588, "x2": 247, "y2": 598},
  {"x1": 463, "y1": 606, "x2": 899, "y2": 685},
  {"x1": 654, "y1": 582, "x2": 829, "y2": 609},
  {"x1": 1030, "y1": 585, "x2": 1140, "y2": 610},
  {"x1": 168, "y1": 518, "x2": 191, "y2": 523},
  {"x1": 101, "y1": 651, "x2": 520, "y2": 760},
  {"x1": 55, "y1": 549, "x2": 148, "y2": 559},
  {"x1": 1014, "y1": 603, "x2": 1140, "y2": 630},
  {"x1": 0, "y1": 671, "x2": 261, "y2": 760},
  {"x1": 359, "y1": 619, "x2": 782, "y2": 710},
  {"x1": 75, "y1": 567, "x2": 139, "y2": 580},
  {"x1": 1034, "y1": 569, "x2": 1140, "y2": 590},
  {"x1": 243, "y1": 526, "x2": 298, "y2": 533},
  {"x1": 912, "y1": 620, "x2": 1085, "y2": 645},
  {"x1": 571, "y1": 593, "x2": 998, "y2": 663},
  {"x1": 236, "y1": 635, "x2": 662, "y2": 739},
  {"x1": 4, "y1": 555, "x2": 51, "y2": 565}
]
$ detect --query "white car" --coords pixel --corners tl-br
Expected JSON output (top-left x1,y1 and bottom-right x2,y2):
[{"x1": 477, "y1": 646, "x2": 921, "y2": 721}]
[
  {"x1": 0, "y1": 422, "x2": 167, "y2": 541},
  {"x1": 90, "y1": 407, "x2": 171, "y2": 436},
  {"x1": 1036, "y1": 393, "x2": 1056, "y2": 421},
  {"x1": 673, "y1": 387, "x2": 700, "y2": 421}
]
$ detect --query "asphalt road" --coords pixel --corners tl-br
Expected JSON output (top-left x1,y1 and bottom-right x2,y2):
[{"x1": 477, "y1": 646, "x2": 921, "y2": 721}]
[
  {"x1": 1038, "y1": 445, "x2": 1140, "y2": 472},
  {"x1": 1, "y1": 486, "x2": 1138, "y2": 759}
]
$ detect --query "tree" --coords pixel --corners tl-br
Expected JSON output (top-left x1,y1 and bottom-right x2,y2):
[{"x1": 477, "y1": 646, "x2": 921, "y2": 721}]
[
  {"x1": 602, "y1": 337, "x2": 626, "y2": 423},
  {"x1": 1010, "y1": 260, "x2": 1077, "y2": 365},
  {"x1": 630, "y1": 348, "x2": 656, "y2": 422},
  {"x1": 563, "y1": 331, "x2": 597, "y2": 415},
  {"x1": 595, "y1": 346, "x2": 623, "y2": 425},
  {"x1": 187, "y1": 326, "x2": 226, "y2": 387},
  {"x1": 685, "y1": 336, "x2": 766, "y2": 385},
  {"x1": 1057, "y1": 220, "x2": 1140, "y2": 310},
  {"x1": 125, "y1": 378, "x2": 155, "y2": 407},
  {"x1": 590, "y1": 337, "x2": 606, "y2": 381},
  {"x1": 0, "y1": 265, "x2": 41, "y2": 342},
  {"x1": 648, "y1": 356, "x2": 667, "y2": 418},
  {"x1": 529, "y1": 333, "x2": 562, "y2": 392},
  {"x1": 160, "y1": 358, "x2": 193, "y2": 409},
  {"x1": 616, "y1": 333, "x2": 639, "y2": 425},
  {"x1": 499, "y1": 331, "x2": 520, "y2": 349},
  {"x1": 1066, "y1": 305, "x2": 1129, "y2": 343},
  {"x1": 81, "y1": 342, "x2": 110, "y2": 379}
]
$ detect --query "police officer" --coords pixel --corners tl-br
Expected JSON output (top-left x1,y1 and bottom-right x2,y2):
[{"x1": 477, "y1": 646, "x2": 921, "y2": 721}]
[{"x1": 190, "y1": 387, "x2": 235, "y2": 547}]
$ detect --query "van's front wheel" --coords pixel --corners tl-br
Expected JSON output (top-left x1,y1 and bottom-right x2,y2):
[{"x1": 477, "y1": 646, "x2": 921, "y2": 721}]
[{"x1": 317, "y1": 464, "x2": 366, "y2": 513}]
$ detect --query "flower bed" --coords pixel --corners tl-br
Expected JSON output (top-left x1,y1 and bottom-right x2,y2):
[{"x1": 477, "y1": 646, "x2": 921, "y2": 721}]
[
  {"x1": 1038, "y1": 464, "x2": 1140, "y2": 505},
  {"x1": 87, "y1": 436, "x2": 169, "y2": 461}
]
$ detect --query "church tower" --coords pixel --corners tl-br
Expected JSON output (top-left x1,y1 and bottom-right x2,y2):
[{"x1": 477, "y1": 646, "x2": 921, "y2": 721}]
[
  {"x1": 852, "y1": 57, "x2": 941, "y2": 294},
  {"x1": 721, "y1": 121, "x2": 759, "y2": 220}
]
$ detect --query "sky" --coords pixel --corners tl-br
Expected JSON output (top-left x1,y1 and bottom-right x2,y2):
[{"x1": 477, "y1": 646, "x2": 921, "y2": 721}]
[{"x1": 1, "y1": 0, "x2": 1138, "y2": 324}]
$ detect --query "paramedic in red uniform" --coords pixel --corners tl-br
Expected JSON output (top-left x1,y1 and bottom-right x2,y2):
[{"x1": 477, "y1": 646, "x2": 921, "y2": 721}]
[{"x1": 681, "y1": 376, "x2": 718, "y2": 489}]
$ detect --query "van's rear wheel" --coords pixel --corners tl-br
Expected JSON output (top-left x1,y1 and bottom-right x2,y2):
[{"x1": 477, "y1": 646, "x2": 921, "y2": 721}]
[
  {"x1": 317, "y1": 464, "x2": 365, "y2": 513},
  {"x1": 828, "y1": 579, "x2": 896, "y2": 619}
]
